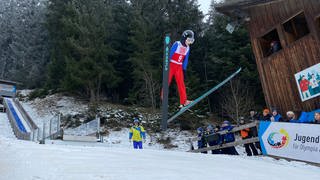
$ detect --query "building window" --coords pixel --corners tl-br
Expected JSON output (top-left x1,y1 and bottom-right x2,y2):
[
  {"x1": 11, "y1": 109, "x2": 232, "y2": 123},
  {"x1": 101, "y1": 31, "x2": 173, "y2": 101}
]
[
  {"x1": 283, "y1": 12, "x2": 310, "y2": 44},
  {"x1": 259, "y1": 29, "x2": 282, "y2": 57},
  {"x1": 317, "y1": 15, "x2": 320, "y2": 30}
]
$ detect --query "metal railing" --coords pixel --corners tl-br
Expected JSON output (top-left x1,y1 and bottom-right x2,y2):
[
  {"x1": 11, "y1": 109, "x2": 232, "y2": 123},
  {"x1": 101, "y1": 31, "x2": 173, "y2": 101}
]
[
  {"x1": 12, "y1": 98, "x2": 39, "y2": 141},
  {"x1": 3, "y1": 98, "x2": 31, "y2": 140},
  {"x1": 64, "y1": 115, "x2": 100, "y2": 137},
  {"x1": 39, "y1": 113, "x2": 61, "y2": 143}
]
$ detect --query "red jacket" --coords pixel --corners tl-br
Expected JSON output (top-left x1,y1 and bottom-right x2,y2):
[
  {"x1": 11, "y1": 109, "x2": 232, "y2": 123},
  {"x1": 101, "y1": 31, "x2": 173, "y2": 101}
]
[{"x1": 300, "y1": 79, "x2": 310, "y2": 92}]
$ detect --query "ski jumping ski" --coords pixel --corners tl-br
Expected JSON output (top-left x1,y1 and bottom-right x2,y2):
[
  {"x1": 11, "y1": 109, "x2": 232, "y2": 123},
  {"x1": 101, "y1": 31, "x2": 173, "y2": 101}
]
[{"x1": 167, "y1": 67, "x2": 242, "y2": 123}]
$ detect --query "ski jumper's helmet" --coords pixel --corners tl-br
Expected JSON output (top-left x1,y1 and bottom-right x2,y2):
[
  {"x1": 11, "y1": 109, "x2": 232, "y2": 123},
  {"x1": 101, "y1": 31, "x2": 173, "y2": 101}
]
[{"x1": 181, "y1": 30, "x2": 195, "y2": 44}]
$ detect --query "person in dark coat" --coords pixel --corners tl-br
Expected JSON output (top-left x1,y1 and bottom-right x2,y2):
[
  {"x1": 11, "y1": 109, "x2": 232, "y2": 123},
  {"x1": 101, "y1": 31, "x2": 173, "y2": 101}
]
[
  {"x1": 248, "y1": 109, "x2": 262, "y2": 154},
  {"x1": 205, "y1": 125, "x2": 222, "y2": 154},
  {"x1": 240, "y1": 119, "x2": 258, "y2": 156},
  {"x1": 220, "y1": 121, "x2": 238, "y2": 155},
  {"x1": 197, "y1": 127, "x2": 207, "y2": 154},
  {"x1": 260, "y1": 108, "x2": 271, "y2": 121},
  {"x1": 248, "y1": 109, "x2": 259, "y2": 122}
]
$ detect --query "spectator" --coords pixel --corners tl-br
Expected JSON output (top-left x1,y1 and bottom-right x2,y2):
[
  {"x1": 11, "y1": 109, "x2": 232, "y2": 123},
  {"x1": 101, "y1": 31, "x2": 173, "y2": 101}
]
[
  {"x1": 270, "y1": 108, "x2": 283, "y2": 122},
  {"x1": 270, "y1": 40, "x2": 281, "y2": 54},
  {"x1": 205, "y1": 124, "x2": 222, "y2": 154},
  {"x1": 286, "y1": 111, "x2": 298, "y2": 122},
  {"x1": 247, "y1": 109, "x2": 261, "y2": 154},
  {"x1": 248, "y1": 109, "x2": 259, "y2": 122},
  {"x1": 240, "y1": 119, "x2": 258, "y2": 156},
  {"x1": 197, "y1": 127, "x2": 207, "y2": 154},
  {"x1": 220, "y1": 121, "x2": 239, "y2": 155},
  {"x1": 129, "y1": 118, "x2": 146, "y2": 149},
  {"x1": 260, "y1": 108, "x2": 271, "y2": 121},
  {"x1": 313, "y1": 112, "x2": 320, "y2": 124}
]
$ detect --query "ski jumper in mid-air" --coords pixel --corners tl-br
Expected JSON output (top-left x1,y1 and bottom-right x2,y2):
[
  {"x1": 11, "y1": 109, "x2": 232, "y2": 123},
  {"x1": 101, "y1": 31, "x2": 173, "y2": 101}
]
[{"x1": 169, "y1": 30, "x2": 195, "y2": 108}]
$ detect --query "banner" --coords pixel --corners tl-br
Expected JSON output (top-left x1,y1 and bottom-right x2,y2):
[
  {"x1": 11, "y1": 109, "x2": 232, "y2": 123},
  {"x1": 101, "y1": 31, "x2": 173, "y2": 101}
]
[
  {"x1": 0, "y1": 83, "x2": 16, "y2": 93},
  {"x1": 0, "y1": 83, "x2": 16, "y2": 97},
  {"x1": 259, "y1": 121, "x2": 320, "y2": 164},
  {"x1": 294, "y1": 63, "x2": 320, "y2": 102}
]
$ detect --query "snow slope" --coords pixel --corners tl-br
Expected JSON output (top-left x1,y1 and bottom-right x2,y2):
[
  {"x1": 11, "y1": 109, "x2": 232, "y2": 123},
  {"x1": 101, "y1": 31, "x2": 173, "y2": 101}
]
[
  {"x1": 4, "y1": 91, "x2": 318, "y2": 179},
  {"x1": 0, "y1": 137, "x2": 320, "y2": 180}
]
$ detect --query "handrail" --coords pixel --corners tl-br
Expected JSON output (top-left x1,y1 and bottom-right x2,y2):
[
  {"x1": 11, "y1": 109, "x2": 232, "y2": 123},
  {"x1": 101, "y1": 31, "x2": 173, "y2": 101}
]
[
  {"x1": 44, "y1": 113, "x2": 61, "y2": 139},
  {"x1": 13, "y1": 98, "x2": 38, "y2": 130},
  {"x1": 12, "y1": 98, "x2": 39, "y2": 141},
  {"x1": 189, "y1": 121, "x2": 259, "y2": 142},
  {"x1": 189, "y1": 137, "x2": 259, "y2": 153},
  {"x1": 188, "y1": 121, "x2": 260, "y2": 153}
]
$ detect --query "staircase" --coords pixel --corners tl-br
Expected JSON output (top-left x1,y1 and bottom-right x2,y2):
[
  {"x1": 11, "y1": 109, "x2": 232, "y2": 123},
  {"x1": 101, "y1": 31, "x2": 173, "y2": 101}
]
[{"x1": 0, "y1": 113, "x2": 16, "y2": 139}]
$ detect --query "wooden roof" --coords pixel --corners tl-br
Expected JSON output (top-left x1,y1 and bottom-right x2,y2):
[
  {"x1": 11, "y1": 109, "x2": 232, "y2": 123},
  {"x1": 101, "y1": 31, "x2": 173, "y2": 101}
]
[
  {"x1": 0, "y1": 79, "x2": 18, "y2": 85},
  {"x1": 215, "y1": 0, "x2": 281, "y2": 17}
]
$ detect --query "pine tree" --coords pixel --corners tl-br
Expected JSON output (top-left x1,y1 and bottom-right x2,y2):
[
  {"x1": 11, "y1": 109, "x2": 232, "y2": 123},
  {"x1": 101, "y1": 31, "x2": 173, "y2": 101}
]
[
  {"x1": 0, "y1": 0, "x2": 49, "y2": 88},
  {"x1": 106, "y1": 0, "x2": 131, "y2": 102},
  {"x1": 47, "y1": 0, "x2": 120, "y2": 105},
  {"x1": 46, "y1": 0, "x2": 70, "y2": 89},
  {"x1": 127, "y1": 0, "x2": 165, "y2": 109}
]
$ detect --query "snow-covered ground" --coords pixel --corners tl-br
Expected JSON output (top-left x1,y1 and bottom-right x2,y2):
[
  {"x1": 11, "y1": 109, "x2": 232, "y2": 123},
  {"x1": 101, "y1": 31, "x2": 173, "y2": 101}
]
[
  {"x1": 1, "y1": 136, "x2": 320, "y2": 180},
  {"x1": 1, "y1": 91, "x2": 320, "y2": 179},
  {"x1": 20, "y1": 94, "x2": 88, "y2": 127}
]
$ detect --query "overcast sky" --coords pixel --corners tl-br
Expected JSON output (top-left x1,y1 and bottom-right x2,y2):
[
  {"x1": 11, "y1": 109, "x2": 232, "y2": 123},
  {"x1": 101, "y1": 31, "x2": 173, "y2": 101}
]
[{"x1": 198, "y1": 0, "x2": 223, "y2": 15}]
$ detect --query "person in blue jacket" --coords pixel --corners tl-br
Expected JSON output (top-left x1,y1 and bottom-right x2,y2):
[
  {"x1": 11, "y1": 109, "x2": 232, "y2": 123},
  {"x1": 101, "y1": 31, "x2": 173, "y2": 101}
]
[
  {"x1": 129, "y1": 118, "x2": 146, "y2": 149},
  {"x1": 270, "y1": 108, "x2": 283, "y2": 122},
  {"x1": 220, "y1": 121, "x2": 238, "y2": 155},
  {"x1": 197, "y1": 127, "x2": 207, "y2": 154}
]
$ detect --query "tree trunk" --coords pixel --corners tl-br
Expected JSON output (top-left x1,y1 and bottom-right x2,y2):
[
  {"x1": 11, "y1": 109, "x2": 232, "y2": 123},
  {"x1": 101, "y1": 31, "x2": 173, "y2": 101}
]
[
  {"x1": 96, "y1": 74, "x2": 102, "y2": 104},
  {"x1": 0, "y1": 60, "x2": 7, "y2": 79},
  {"x1": 90, "y1": 86, "x2": 96, "y2": 104}
]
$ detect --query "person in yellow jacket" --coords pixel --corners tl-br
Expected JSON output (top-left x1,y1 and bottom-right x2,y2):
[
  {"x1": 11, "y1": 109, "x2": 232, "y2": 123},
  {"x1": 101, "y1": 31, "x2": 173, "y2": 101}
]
[{"x1": 129, "y1": 118, "x2": 146, "y2": 149}]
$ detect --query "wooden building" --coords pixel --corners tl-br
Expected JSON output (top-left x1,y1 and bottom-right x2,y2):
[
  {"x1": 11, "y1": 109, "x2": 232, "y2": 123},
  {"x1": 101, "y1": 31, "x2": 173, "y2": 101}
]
[{"x1": 216, "y1": 0, "x2": 320, "y2": 114}]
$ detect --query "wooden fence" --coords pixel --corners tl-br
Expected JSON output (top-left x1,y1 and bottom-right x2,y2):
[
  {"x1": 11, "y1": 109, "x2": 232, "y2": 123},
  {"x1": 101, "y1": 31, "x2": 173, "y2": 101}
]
[{"x1": 189, "y1": 121, "x2": 260, "y2": 153}]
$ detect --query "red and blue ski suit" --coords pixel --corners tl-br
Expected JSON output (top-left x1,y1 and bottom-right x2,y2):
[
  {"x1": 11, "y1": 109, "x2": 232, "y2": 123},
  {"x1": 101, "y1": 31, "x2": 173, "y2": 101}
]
[{"x1": 169, "y1": 41, "x2": 190, "y2": 105}]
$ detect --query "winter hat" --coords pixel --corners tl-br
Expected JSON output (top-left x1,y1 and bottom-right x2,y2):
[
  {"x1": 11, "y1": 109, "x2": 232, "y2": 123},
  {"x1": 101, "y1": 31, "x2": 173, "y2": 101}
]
[
  {"x1": 133, "y1": 118, "x2": 139, "y2": 123},
  {"x1": 286, "y1": 111, "x2": 294, "y2": 116},
  {"x1": 263, "y1": 109, "x2": 270, "y2": 114},
  {"x1": 197, "y1": 127, "x2": 204, "y2": 133},
  {"x1": 240, "y1": 117, "x2": 245, "y2": 124},
  {"x1": 207, "y1": 124, "x2": 214, "y2": 131},
  {"x1": 222, "y1": 120, "x2": 230, "y2": 127}
]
